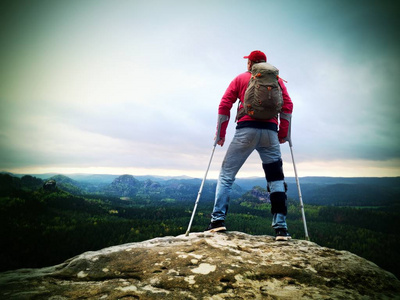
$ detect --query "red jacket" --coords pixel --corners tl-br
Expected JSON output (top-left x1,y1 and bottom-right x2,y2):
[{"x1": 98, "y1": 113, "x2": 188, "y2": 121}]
[{"x1": 217, "y1": 71, "x2": 293, "y2": 140}]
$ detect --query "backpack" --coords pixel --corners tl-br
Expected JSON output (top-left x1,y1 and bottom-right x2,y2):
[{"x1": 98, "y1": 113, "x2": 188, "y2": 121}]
[{"x1": 236, "y1": 62, "x2": 283, "y2": 121}]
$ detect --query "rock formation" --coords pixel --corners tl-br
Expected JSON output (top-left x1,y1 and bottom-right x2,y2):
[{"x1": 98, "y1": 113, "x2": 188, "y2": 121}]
[
  {"x1": 1, "y1": 231, "x2": 399, "y2": 299},
  {"x1": 43, "y1": 179, "x2": 57, "y2": 192}
]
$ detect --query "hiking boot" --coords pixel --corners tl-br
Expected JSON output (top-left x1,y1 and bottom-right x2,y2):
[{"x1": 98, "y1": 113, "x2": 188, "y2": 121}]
[
  {"x1": 275, "y1": 228, "x2": 291, "y2": 241},
  {"x1": 205, "y1": 220, "x2": 227, "y2": 232}
]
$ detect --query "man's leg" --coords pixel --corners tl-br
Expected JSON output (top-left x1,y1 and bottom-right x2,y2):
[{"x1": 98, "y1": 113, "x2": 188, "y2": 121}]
[
  {"x1": 256, "y1": 130, "x2": 291, "y2": 240},
  {"x1": 262, "y1": 159, "x2": 291, "y2": 240},
  {"x1": 262, "y1": 159, "x2": 287, "y2": 226},
  {"x1": 210, "y1": 128, "x2": 258, "y2": 224}
]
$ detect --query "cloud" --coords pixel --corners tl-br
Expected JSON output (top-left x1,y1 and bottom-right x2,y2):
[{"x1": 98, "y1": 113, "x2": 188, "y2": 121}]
[{"x1": 1, "y1": 0, "x2": 399, "y2": 177}]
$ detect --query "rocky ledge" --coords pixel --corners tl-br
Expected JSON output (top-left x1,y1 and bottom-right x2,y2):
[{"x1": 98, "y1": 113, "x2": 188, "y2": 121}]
[{"x1": 1, "y1": 231, "x2": 399, "y2": 299}]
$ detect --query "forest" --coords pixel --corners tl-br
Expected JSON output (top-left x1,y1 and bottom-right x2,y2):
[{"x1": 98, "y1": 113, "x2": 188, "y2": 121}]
[{"x1": 0, "y1": 173, "x2": 399, "y2": 280}]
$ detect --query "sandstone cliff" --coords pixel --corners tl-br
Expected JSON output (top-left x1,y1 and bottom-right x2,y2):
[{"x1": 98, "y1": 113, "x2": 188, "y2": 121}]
[{"x1": 1, "y1": 231, "x2": 399, "y2": 299}]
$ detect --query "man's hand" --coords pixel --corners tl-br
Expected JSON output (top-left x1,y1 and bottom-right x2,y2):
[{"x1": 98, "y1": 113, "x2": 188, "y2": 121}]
[
  {"x1": 279, "y1": 139, "x2": 287, "y2": 144},
  {"x1": 216, "y1": 137, "x2": 225, "y2": 147}
]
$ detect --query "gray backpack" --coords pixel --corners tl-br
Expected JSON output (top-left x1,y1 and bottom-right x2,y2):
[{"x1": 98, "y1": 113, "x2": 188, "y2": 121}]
[{"x1": 237, "y1": 62, "x2": 283, "y2": 121}]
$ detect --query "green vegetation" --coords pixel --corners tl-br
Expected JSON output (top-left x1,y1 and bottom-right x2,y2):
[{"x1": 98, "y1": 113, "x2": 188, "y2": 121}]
[{"x1": 0, "y1": 173, "x2": 399, "y2": 281}]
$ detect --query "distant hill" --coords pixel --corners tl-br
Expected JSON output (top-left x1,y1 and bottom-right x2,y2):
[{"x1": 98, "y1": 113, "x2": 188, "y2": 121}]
[
  {"x1": 48, "y1": 175, "x2": 85, "y2": 195},
  {"x1": 236, "y1": 176, "x2": 400, "y2": 207},
  {"x1": 104, "y1": 174, "x2": 142, "y2": 197},
  {"x1": 0, "y1": 173, "x2": 240, "y2": 203},
  {"x1": 1, "y1": 172, "x2": 399, "y2": 207},
  {"x1": 103, "y1": 174, "x2": 242, "y2": 202},
  {"x1": 0, "y1": 174, "x2": 43, "y2": 195}
]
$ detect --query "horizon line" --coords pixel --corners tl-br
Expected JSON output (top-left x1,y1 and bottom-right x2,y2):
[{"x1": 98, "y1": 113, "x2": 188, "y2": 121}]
[{"x1": 2, "y1": 170, "x2": 399, "y2": 180}]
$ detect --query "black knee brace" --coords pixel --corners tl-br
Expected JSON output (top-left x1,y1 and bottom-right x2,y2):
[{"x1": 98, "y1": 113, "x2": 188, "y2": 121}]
[
  {"x1": 263, "y1": 160, "x2": 287, "y2": 215},
  {"x1": 262, "y1": 159, "x2": 284, "y2": 182},
  {"x1": 270, "y1": 192, "x2": 287, "y2": 215}
]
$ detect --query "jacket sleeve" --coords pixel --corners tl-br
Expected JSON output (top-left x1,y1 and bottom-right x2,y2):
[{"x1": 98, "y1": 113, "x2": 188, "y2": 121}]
[
  {"x1": 216, "y1": 77, "x2": 241, "y2": 139},
  {"x1": 278, "y1": 78, "x2": 293, "y2": 140}
]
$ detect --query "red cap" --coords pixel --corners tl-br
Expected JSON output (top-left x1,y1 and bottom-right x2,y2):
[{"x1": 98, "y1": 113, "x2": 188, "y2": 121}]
[{"x1": 243, "y1": 50, "x2": 267, "y2": 63}]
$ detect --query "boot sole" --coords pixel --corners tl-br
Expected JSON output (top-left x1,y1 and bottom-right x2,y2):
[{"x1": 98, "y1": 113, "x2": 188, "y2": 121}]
[
  {"x1": 206, "y1": 227, "x2": 227, "y2": 233},
  {"x1": 275, "y1": 236, "x2": 292, "y2": 241}
]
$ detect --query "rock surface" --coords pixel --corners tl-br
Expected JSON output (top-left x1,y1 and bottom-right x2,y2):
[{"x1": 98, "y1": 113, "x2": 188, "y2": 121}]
[{"x1": 1, "y1": 231, "x2": 399, "y2": 299}]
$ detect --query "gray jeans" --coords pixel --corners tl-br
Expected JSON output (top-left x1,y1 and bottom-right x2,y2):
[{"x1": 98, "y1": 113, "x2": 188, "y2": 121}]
[{"x1": 211, "y1": 127, "x2": 287, "y2": 229}]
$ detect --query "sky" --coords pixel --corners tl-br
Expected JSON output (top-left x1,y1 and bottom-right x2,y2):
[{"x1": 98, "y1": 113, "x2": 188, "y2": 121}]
[{"x1": 1, "y1": 0, "x2": 399, "y2": 179}]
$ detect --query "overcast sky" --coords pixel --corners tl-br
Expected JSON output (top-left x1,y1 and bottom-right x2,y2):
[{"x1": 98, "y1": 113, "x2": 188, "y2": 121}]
[{"x1": 1, "y1": 0, "x2": 399, "y2": 179}]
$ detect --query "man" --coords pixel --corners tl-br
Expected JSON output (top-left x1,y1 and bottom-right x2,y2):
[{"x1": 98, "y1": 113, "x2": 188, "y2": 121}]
[{"x1": 206, "y1": 50, "x2": 293, "y2": 241}]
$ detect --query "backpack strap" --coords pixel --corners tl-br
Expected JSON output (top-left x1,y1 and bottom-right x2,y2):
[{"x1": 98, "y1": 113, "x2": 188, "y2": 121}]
[{"x1": 235, "y1": 100, "x2": 245, "y2": 122}]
